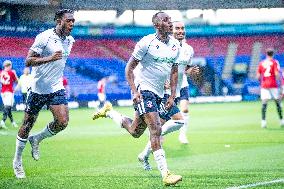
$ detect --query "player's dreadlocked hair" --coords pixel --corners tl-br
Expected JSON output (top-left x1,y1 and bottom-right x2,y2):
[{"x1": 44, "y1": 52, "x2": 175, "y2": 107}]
[
  {"x1": 54, "y1": 9, "x2": 74, "y2": 21},
  {"x1": 152, "y1": 11, "x2": 165, "y2": 25}
]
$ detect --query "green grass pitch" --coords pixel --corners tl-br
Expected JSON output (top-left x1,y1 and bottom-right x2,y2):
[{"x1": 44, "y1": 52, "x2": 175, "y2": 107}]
[{"x1": 0, "y1": 101, "x2": 284, "y2": 188}]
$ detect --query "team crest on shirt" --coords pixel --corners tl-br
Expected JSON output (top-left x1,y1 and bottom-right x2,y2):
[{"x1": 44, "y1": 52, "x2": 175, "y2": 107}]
[
  {"x1": 146, "y1": 101, "x2": 153, "y2": 108},
  {"x1": 172, "y1": 45, "x2": 177, "y2": 51}
]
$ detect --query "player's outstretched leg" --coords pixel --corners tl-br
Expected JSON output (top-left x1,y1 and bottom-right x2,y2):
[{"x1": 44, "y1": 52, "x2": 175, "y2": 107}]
[
  {"x1": 28, "y1": 105, "x2": 68, "y2": 161},
  {"x1": 144, "y1": 112, "x2": 182, "y2": 186},
  {"x1": 92, "y1": 103, "x2": 148, "y2": 138},
  {"x1": 13, "y1": 113, "x2": 38, "y2": 179},
  {"x1": 138, "y1": 118, "x2": 184, "y2": 171}
]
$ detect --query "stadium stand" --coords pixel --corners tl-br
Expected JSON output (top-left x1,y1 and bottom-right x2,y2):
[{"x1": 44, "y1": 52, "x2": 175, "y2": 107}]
[{"x1": 1, "y1": 33, "x2": 284, "y2": 103}]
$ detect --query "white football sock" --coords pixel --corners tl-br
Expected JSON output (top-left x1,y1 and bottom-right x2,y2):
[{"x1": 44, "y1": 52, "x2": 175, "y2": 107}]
[
  {"x1": 106, "y1": 110, "x2": 124, "y2": 127},
  {"x1": 153, "y1": 149, "x2": 168, "y2": 178},
  {"x1": 33, "y1": 125, "x2": 56, "y2": 143},
  {"x1": 140, "y1": 141, "x2": 152, "y2": 158},
  {"x1": 14, "y1": 136, "x2": 27, "y2": 162},
  {"x1": 161, "y1": 119, "x2": 185, "y2": 136},
  {"x1": 179, "y1": 112, "x2": 189, "y2": 136}
]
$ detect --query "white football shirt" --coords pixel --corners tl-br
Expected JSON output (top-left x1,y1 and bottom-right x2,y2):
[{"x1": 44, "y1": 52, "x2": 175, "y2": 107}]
[
  {"x1": 165, "y1": 40, "x2": 194, "y2": 97},
  {"x1": 30, "y1": 28, "x2": 75, "y2": 94},
  {"x1": 19, "y1": 74, "x2": 32, "y2": 93},
  {"x1": 132, "y1": 34, "x2": 180, "y2": 98}
]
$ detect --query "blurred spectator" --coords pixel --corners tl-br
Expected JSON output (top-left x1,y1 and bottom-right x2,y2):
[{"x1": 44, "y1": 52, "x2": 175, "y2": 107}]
[{"x1": 16, "y1": 67, "x2": 32, "y2": 104}]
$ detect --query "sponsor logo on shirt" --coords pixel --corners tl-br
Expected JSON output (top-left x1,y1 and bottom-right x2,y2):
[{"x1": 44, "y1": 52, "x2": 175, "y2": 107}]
[
  {"x1": 153, "y1": 56, "x2": 175, "y2": 63},
  {"x1": 62, "y1": 51, "x2": 70, "y2": 57}
]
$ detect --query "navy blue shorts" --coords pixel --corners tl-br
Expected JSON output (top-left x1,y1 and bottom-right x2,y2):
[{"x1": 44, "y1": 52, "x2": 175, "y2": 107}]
[
  {"x1": 25, "y1": 89, "x2": 67, "y2": 115},
  {"x1": 159, "y1": 94, "x2": 180, "y2": 121},
  {"x1": 134, "y1": 90, "x2": 162, "y2": 115},
  {"x1": 175, "y1": 86, "x2": 189, "y2": 103}
]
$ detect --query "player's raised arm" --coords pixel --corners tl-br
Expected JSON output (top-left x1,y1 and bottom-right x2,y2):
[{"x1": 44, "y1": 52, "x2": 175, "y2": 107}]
[
  {"x1": 26, "y1": 50, "x2": 62, "y2": 67},
  {"x1": 125, "y1": 56, "x2": 140, "y2": 103}
]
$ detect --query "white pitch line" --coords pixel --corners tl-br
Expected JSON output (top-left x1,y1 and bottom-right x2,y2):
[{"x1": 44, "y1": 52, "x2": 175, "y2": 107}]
[{"x1": 227, "y1": 179, "x2": 284, "y2": 189}]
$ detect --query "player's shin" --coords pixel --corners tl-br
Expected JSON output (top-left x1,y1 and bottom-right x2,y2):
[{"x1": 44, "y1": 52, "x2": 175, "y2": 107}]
[
  {"x1": 7, "y1": 106, "x2": 13, "y2": 121},
  {"x1": 262, "y1": 103, "x2": 267, "y2": 121},
  {"x1": 140, "y1": 141, "x2": 152, "y2": 158},
  {"x1": 161, "y1": 119, "x2": 185, "y2": 136},
  {"x1": 14, "y1": 136, "x2": 27, "y2": 162},
  {"x1": 179, "y1": 112, "x2": 188, "y2": 135},
  {"x1": 2, "y1": 106, "x2": 8, "y2": 122},
  {"x1": 153, "y1": 148, "x2": 168, "y2": 178},
  {"x1": 106, "y1": 110, "x2": 124, "y2": 127},
  {"x1": 31, "y1": 123, "x2": 56, "y2": 143},
  {"x1": 275, "y1": 100, "x2": 283, "y2": 119}
]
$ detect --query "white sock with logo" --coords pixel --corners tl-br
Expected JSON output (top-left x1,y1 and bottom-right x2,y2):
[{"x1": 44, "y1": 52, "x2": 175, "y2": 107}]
[
  {"x1": 106, "y1": 110, "x2": 124, "y2": 127},
  {"x1": 153, "y1": 148, "x2": 168, "y2": 178},
  {"x1": 33, "y1": 124, "x2": 56, "y2": 143},
  {"x1": 140, "y1": 141, "x2": 152, "y2": 158},
  {"x1": 179, "y1": 112, "x2": 189, "y2": 137},
  {"x1": 161, "y1": 119, "x2": 185, "y2": 136},
  {"x1": 14, "y1": 136, "x2": 27, "y2": 162}
]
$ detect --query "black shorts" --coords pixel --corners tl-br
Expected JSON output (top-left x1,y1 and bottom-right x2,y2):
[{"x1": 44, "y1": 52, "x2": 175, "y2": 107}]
[
  {"x1": 159, "y1": 94, "x2": 180, "y2": 121},
  {"x1": 175, "y1": 86, "x2": 189, "y2": 103},
  {"x1": 25, "y1": 89, "x2": 67, "y2": 115},
  {"x1": 22, "y1": 93, "x2": 27, "y2": 104},
  {"x1": 134, "y1": 90, "x2": 162, "y2": 115}
]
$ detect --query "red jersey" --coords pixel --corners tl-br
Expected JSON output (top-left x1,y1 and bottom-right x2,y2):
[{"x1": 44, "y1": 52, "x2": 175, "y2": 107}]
[
  {"x1": 0, "y1": 70, "x2": 17, "y2": 93},
  {"x1": 97, "y1": 79, "x2": 106, "y2": 93},
  {"x1": 257, "y1": 58, "x2": 279, "y2": 88},
  {"x1": 62, "y1": 77, "x2": 68, "y2": 88}
]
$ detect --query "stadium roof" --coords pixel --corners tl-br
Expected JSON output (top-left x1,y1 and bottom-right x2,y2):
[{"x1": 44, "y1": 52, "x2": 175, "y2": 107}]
[{"x1": 1, "y1": 0, "x2": 283, "y2": 10}]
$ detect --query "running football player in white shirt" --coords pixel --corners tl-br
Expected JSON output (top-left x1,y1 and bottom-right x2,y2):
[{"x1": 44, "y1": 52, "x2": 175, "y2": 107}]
[
  {"x1": 93, "y1": 12, "x2": 182, "y2": 186},
  {"x1": 13, "y1": 9, "x2": 75, "y2": 179},
  {"x1": 173, "y1": 21, "x2": 196, "y2": 144},
  {"x1": 137, "y1": 21, "x2": 199, "y2": 171}
]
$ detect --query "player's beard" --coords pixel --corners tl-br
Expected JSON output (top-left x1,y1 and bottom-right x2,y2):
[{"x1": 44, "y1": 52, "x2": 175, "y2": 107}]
[{"x1": 61, "y1": 23, "x2": 71, "y2": 37}]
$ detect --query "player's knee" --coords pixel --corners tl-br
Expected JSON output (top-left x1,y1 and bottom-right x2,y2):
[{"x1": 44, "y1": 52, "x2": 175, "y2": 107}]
[
  {"x1": 131, "y1": 128, "x2": 144, "y2": 138},
  {"x1": 56, "y1": 117, "x2": 69, "y2": 130}
]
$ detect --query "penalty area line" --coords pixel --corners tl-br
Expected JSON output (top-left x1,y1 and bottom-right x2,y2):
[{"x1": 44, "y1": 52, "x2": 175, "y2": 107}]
[{"x1": 226, "y1": 179, "x2": 284, "y2": 189}]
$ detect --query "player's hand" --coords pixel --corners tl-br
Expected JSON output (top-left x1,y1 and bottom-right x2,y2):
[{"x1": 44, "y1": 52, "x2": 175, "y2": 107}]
[
  {"x1": 187, "y1": 66, "x2": 200, "y2": 75},
  {"x1": 132, "y1": 91, "x2": 142, "y2": 104},
  {"x1": 165, "y1": 95, "x2": 175, "y2": 110},
  {"x1": 50, "y1": 50, "x2": 63, "y2": 61},
  {"x1": 164, "y1": 80, "x2": 170, "y2": 90}
]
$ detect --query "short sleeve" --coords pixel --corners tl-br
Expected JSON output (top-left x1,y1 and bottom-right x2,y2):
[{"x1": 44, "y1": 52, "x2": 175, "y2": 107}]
[
  {"x1": 11, "y1": 71, "x2": 17, "y2": 82},
  {"x1": 188, "y1": 47, "x2": 194, "y2": 66},
  {"x1": 132, "y1": 37, "x2": 148, "y2": 61},
  {"x1": 30, "y1": 32, "x2": 49, "y2": 55}
]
